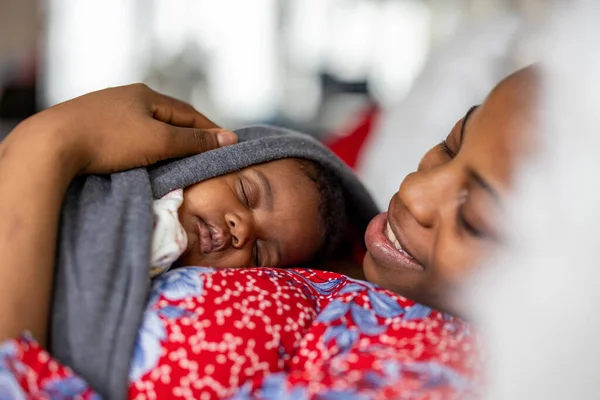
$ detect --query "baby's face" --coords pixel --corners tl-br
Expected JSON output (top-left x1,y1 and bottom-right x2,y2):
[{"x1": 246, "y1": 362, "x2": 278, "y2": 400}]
[{"x1": 176, "y1": 159, "x2": 322, "y2": 269}]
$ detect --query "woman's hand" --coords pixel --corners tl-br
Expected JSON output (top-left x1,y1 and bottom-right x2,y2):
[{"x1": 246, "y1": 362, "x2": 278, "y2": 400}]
[
  {"x1": 8, "y1": 83, "x2": 237, "y2": 175},
  {"x1": 0, "y1": 84, "x2": 235, "y2": 345}
]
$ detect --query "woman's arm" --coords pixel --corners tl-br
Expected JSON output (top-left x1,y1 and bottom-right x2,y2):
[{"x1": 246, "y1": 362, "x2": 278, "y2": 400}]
[
  {"x1": 0, "y1": 124, "x2": 76, "y2": 345},
  {"x1": 0, "y1": 84, "x2": 236, "y2": 345}
]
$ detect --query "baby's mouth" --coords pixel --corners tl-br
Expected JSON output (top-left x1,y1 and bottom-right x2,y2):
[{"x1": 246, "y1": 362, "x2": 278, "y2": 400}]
[{"x1": 197, "y1": 217, "x2": 227, "y2": 253}]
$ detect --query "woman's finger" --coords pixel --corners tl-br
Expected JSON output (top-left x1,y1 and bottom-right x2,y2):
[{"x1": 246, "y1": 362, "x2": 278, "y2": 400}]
[
  {"x1": 154, "y1": 122, "x2": 237, "y2": 160},
  {"x1": 148, "y1": 89, "x2": 220, "y2": 129}
]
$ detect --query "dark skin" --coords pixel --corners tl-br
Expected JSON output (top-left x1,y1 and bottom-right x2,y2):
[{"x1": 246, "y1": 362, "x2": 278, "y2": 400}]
[
  {"x1": 0, "y1": 67, "x2": 540, "y2": 347},
  {"x1": 363, "y1": 66, "x2": 540, "y2": 315},
  {"x1": 0, "y1": 83, "x2": 237, "y2": 344},
  {"x1": 177, "y1": 159, "x2": 323, "y2": 269}
]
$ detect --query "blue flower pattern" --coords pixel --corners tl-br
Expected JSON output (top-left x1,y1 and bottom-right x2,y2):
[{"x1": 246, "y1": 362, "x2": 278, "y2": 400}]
[
  {"x1": 41, "y1": 376, "x2": 101, "y2": 400},
  {"x1": 318, "y1": 277, "x2": 434, "y2": 353},
  {"x1": 223, "y1": 273, "x2": 470, "y2": 399},
  {"x1": 287, "y1": 270, "x2": 346, "y2": 296},
  {"x1": 352, "y1": 359, "x2": 472, "y2": 394},
  {"x1": 0, "y1": 268, "x2": 471, "y2": 399},
  {"x1": 0, "y1": 341, "x2": 25, "y2": 400},
  {"x1": 130, "y1": 266, "x2": 215, "y2": 382},
  {"x1": 148, "y1": 266, "x2": 213, "y2": 305},
  {"x1": 0, "y1": 336, "x2": 100, "y2": 400},
  {"x1": 400, "y1": 361, "x2": 471, "y2": 391},
  {"x1": 129, "y1": 309, "x2": 167, "y2": 382},
  {"x1": 404, "y1": 303, "x2": 433, "y2": 320},
  {"x1": 227, "y1": 360, "x2": 469, "y2": 400}
]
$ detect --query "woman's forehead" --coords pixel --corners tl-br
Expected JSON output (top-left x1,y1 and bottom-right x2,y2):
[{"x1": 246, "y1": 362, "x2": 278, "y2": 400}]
[
  {"x1": 485, "y1": 68, "x2": 539, "y2": 120},
  {"x1": 458, "y1": 68, "x2": 540, "y2": 194}
]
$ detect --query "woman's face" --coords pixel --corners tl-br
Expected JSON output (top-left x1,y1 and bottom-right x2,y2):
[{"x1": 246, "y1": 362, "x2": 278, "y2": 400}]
[{"x1": 363, "y1": 67, "x2": 539, "y2": 314}]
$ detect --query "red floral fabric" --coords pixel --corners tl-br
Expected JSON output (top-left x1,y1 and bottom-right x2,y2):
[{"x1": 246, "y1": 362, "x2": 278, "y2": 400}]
[{"x1": 0, "y1": 267, "x2": 480, "y2": 399}]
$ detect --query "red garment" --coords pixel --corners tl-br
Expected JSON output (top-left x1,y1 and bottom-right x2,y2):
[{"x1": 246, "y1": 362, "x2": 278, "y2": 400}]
[
  {"x1": 0, "y1": 334, "x2": 99, "y2": 399},
  {"x1": 325, "y1": 105, "x2": 379, "y2": 170},
  {"x1": 0, "y1": 268, "x2": 480, "y2": 399}
]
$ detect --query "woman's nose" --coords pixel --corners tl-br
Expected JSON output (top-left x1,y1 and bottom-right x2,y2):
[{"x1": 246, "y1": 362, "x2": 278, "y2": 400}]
[
  {"x1": 398, "y1": 167, "x2": 455, "y2": 229},
  {"x1": 224, "y1": 212, "x2": 255, "y2": 249}
]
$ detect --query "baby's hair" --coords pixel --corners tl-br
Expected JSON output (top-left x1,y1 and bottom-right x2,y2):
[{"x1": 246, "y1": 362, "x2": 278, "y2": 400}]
[{"x1": 292, "y1": 158, "x2": 347, "y2": 262}]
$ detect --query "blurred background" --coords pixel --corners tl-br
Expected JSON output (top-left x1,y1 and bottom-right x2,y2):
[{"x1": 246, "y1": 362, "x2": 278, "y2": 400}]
[{"x1": 1, "y1": 0, "x2": 548, "y2": 206}]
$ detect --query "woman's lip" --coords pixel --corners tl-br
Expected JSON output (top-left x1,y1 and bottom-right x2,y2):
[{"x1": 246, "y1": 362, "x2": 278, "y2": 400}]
[{"x1": 364, "y1": 212, "x2": 424, "y2": 272}]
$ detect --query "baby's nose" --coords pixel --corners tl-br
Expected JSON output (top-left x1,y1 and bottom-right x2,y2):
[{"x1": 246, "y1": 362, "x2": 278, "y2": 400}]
[{"x1": 225, "y1": 212, "x2": 254, "y2": 249}]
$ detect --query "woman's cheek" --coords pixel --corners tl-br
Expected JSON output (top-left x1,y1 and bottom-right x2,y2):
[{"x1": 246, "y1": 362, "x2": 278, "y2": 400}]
[{"x1": 432, "y1": 240, "x2": 494, "y2": 286}]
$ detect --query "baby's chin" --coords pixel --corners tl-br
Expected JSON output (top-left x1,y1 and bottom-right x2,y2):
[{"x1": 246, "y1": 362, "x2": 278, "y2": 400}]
[
  {"x1": 174, "y1": 250, "x2": 203, "y2": 268},
  {"x1": 176, "y1": 226, "x2": 205, "y2": 265},
  {"x1": 174, "y1": 250, "x2": 231, "y2": 269}
]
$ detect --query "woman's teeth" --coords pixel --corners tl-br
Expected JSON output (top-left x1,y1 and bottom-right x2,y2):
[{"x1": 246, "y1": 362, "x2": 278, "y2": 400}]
[{"x1": 386, "y1": 222, "x2": 414, "y2": 260}]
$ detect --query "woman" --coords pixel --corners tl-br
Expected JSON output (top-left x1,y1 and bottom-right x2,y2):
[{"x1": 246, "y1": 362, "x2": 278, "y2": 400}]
[
  {"x1": 363, "y1": 66, "x2": 538, "y2": 316},
  {"x1": 0, "y1": 67, "x2": 538, "y2": 399}
]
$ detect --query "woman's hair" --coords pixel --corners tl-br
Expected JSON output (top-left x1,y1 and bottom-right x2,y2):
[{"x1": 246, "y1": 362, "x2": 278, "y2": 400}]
[{"x1": 293, "y1": 158, "x2": 347, "y2": 262}]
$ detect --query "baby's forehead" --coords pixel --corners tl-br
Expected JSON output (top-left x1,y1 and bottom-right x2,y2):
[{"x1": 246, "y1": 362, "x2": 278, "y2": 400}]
[
  {"x1": 243, "y1": 157, "x2": 306, "y2": 168},
  {"x1": 241, "y1": 158, "x2": 318, "y2": 179}
]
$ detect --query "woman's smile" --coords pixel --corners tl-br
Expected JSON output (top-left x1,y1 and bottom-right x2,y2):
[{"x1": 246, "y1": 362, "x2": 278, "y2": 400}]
[{"x1": 364, "y1": 212, "x2": 424, "y2": 272}]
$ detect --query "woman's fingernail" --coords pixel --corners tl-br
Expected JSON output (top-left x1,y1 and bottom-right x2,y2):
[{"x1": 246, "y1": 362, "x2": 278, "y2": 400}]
[{"x1": 217, "y1": 130, "x2": 237, "y2": 146}]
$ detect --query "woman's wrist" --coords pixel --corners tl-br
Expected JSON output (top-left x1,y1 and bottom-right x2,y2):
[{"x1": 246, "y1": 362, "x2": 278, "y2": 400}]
[{"x1": 6, "y1": 113, "x2": 84, "y2": 180}]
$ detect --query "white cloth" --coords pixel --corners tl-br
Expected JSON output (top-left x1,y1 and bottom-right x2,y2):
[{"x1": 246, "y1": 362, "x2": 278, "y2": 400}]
[{"x1": 149, "y1": 189, "x2": 188, "y2": 278}]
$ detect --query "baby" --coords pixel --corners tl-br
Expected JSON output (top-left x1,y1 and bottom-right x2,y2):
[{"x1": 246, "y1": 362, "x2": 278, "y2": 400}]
[
  {"x1": 150, "y1": 157, "x2": 345, "y2": 276},
  {"x1": 50, "y1": 125, "x2": 379, "y2": 393}
]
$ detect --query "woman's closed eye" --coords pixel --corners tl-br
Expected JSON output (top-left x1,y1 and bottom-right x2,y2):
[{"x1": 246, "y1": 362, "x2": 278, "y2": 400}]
[
  {"x1": 439, "y1": 140, "x2": 456, "y2": 158},
  {"x1": 456, "y1": 187, "x2": 496, "y2": 240},
  {"x1": 457, "y1": 204, "x2": 485, "y2": 238}
]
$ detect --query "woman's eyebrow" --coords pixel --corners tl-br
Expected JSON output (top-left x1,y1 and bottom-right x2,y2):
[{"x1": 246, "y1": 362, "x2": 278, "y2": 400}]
[
  {"x1": 460, "y1": 105, "x2": 479, "y2": 143},
  {"x1": 459, "y1": 104, "x2": 501, "y2": 202}
]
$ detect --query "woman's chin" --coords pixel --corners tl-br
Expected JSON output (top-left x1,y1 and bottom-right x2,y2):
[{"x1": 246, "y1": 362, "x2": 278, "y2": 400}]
[
  {"x1": 362, "y1": 252, "x2": 406, "y2": 294},
  {"x1": 362, "y1": 252, "x2": 380, "y2": 285}
]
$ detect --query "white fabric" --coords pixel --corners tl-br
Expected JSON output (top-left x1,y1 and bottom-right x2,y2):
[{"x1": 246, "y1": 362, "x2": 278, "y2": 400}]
[{"x1": 150, "y1": 189, "x2": 188, "y2": 278}]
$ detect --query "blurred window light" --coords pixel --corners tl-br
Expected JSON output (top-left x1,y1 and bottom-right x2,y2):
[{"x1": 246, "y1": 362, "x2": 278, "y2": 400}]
[
  {"x1": 43, "y1": 0, "x2": 432, "y2": 125},
  {"x1": 150, "y1": 0, "x2": 191, "y2": 65},
  {"x1": 285, "y1": 0, "x2": 330, "y2": 73},
  {"x1": 325, "y1": 0, "x2": 378, "y2": 82},
  {"x1": 284, "y1": 0, "x2": 431, "y2": 106},
  {"x1": 204, "y1": 0, "x2": 279, "y2": 121},
  {"x1": 191, "y1": 0, "x2": 226, "y2": 52},
  {"x1": 368, "y1": 0, "x2": 431, "y2": 105},
  {"x1": 281, "y1": 72, "x2": 322, "y2": 122},
  {"x1": 44, "y1": 0, "x2": 143, "y2": 106}
]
